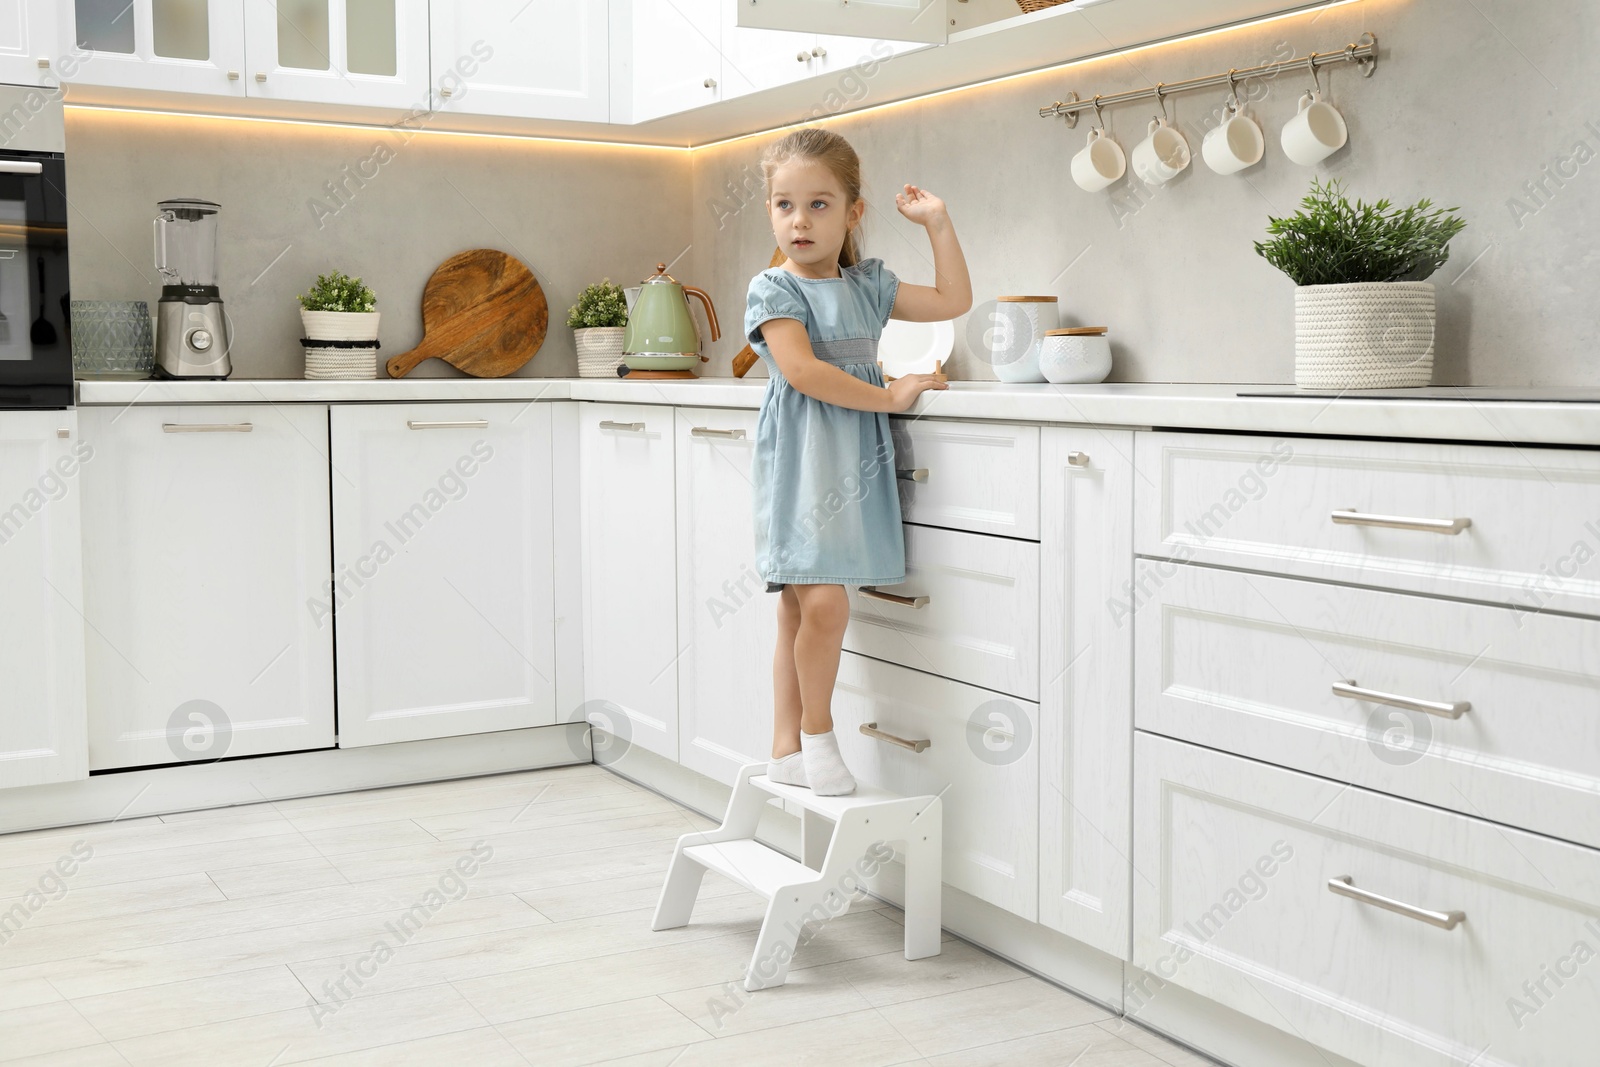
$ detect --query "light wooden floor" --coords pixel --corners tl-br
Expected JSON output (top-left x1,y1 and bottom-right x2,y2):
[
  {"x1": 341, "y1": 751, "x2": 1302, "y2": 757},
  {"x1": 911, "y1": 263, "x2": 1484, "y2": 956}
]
[{"x1": 0, "y1": 764, "x2": 1216, "y2": 1066}]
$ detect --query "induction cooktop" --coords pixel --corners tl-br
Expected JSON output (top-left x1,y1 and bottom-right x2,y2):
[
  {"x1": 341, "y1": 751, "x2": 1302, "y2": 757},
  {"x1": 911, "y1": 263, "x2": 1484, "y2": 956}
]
[{"x1": 1235, "y1": 387, "x2": 1600, "y2": 402}]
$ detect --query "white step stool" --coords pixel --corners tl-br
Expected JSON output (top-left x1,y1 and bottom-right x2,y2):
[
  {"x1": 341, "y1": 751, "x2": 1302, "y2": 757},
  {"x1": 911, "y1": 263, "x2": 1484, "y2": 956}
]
[{"x1": 651, "y1": 761, "x2": 942, "y2": 991}]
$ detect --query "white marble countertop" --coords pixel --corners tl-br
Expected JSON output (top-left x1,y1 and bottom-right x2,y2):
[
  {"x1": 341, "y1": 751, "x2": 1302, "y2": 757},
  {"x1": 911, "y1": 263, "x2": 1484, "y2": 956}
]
[{"x1": 73, "y1": 377, "x2": 1600, "y2": 448}]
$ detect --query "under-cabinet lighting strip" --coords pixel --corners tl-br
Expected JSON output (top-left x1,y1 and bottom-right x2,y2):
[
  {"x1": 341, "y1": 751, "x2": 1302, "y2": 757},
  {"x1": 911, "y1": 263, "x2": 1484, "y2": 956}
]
[{"x1": 63, "y1": 0, "x2": 1364, "y2": 154}]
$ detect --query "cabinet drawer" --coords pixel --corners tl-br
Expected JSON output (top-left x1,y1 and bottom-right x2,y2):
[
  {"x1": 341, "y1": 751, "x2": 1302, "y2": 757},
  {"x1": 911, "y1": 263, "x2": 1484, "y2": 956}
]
[
  {"x1": 1135, "y1": 564, "x2": 1600, "y2": 849},
  {"x1": 1135, "y1": 432, "x2": 1600, "y2": 616},
  {"x1": 1134, "y1": 733, "x2": 1600, "y2": 1067},
  {"x1": 833, "y1": 652, "x2": 1038, "y2": 921},
  {"x1": 890, "y1": 418, "x2": 1039, "y2": 539},
  {"x1": 845, "y1": 524, "x2": 1039, "y2": 700}
]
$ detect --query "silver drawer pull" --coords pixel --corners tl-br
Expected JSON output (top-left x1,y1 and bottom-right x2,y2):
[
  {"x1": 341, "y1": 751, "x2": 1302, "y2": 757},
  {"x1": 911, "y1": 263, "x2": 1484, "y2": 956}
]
[
  {"x1": 1327, "y1": 876, "x2": 1465, "y2": 931},
  {"x1": 407, "y1": 419, "x2": 489, "y2": 430},
  {"x1": 1066, "y1": 451, "x2": 1090, "y2": 467},
  {"x1": 860, "y1": 722, "x2": 930, "y2": 753},
  {"x1": 598, "y1": 420, "x2": 645, "y2": 432},
  {"x1": 896, "y1": 467, "x2": 928, "y2": 482},
  {"x1": 858, "y1": 587, "x2": 930, "y2": 608},
  {"x1": 691, "y1": 426, "x2": 746, "y2": 439},
  {"x1": 1331, "y1": 509, "x2": 1471, "y2": 535},
  {"x1": 1333, "y1": 680, "x2": 1470, "y2": 720},
  {"x1": 163, "y1": 422, "x2": 252, "y2": 433}
]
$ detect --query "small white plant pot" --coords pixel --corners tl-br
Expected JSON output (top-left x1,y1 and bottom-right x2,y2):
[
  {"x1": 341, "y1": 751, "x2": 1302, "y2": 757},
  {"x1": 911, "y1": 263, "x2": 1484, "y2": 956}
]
[
  {"x1": 1293, "y1": 281, "x2": 1435, "y2": 389},
  {"x1": 575, "y1": 326, "x2": 628, "y2": 378},
  {"x1": 301, "y1": 309, "x2": 381, "y2": 342}
]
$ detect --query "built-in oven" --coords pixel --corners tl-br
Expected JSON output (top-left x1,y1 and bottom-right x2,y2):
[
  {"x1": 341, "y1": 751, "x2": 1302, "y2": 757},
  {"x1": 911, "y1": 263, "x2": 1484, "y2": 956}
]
[{"x1": 0, "y1": 85, "x2": 69, "y2": 410}]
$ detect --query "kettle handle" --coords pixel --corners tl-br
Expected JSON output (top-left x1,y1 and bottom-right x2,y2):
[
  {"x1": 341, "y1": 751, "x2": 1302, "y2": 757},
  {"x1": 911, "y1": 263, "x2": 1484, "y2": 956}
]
[{"x1": 681, "y1": 285, "x2": 721, "y2": 344}]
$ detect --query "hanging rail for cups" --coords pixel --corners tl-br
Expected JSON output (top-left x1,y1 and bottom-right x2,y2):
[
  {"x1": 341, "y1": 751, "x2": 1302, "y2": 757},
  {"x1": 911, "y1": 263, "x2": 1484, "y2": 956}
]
[{"x1": 1038, "y1": 31, "x2": 1377, "y2": 127}]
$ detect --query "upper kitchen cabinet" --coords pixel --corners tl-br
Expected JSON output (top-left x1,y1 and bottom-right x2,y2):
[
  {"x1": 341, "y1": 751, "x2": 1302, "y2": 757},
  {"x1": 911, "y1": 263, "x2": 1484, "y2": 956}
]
[
  {"x1": 0, "y1": 1, "x2": 57, "y2": 87},
  {"x1": 59, "y1": 0, "x2": 246, "y2": 97},
  {"x1": 330, "y1": 402, "x2": 557, "y2": 748},
  {"x1": 610, "y1": 0, "x2": 723, "y2": 124},
  {"x1": 430, "y1": 0, "x2": 608, "y2": 122},
  {"x1": 0, "y1": 411, "x2": 87, "y2": 790},
  {"x1": 242, "y1": 0, "x2": 429, "y2": 110},
  {"x1": 736, "y1": 0, "x2": 948, "y2": 44}
]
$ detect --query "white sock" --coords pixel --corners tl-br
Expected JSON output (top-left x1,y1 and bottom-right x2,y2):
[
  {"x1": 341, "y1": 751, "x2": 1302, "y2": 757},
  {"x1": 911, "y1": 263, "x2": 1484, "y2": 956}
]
[
  {"x1": 800, "y1": 729, "x2": 856, "y2": 796},
  {"x1": 767, "y1": 750, "x2": 808, "y2": 787}
]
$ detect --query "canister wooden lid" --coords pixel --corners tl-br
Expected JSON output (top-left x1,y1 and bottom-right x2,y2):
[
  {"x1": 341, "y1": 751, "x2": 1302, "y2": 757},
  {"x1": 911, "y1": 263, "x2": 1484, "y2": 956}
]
[
  {"x1": 1045, "y1": 326, "x2": 1108, "y2": 335},
  {"x1": 996, "y1": 295, "x2": 1058, "y2": 302}
]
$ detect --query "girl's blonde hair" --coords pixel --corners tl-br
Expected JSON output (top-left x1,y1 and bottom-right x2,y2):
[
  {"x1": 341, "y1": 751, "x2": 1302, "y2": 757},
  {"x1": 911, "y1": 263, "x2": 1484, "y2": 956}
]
[{"x1": 760, "y1": 128, "x2": 864, "y2": 268}]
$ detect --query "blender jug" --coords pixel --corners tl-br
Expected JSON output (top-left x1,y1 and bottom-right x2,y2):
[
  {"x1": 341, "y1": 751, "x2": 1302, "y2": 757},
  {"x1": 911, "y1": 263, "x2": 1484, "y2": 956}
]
[{"x1": 153, "y1": 198, "x2": 231, "y2": 378}]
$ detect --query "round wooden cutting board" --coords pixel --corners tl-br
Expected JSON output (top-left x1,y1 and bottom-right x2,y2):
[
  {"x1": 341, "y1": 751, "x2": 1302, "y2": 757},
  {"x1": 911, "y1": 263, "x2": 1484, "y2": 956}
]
[{"x1": 386, "y1": 249, "x2": 548, "y2": 378}]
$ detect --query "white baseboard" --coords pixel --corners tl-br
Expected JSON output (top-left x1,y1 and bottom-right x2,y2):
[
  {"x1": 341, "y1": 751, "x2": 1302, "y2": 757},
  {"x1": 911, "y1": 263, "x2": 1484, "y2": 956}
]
[{"x1": 0, "y1": 724, "x2": 590, "y2": 834}]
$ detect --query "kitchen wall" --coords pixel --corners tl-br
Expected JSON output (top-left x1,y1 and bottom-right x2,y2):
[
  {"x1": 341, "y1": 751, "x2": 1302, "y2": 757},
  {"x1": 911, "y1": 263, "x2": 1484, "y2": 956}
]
[
  {"x1": 63, "y1": 109, "x2": 692, "y2": 378},
  {"x1": 693, "y1": 0, "x2": 1600, "y2": 386}
]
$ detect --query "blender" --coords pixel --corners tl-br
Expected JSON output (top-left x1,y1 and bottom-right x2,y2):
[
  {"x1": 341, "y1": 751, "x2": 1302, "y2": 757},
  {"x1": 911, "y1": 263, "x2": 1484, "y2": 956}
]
[{"x1": 153, "y1": 197, "x2": 231, "y2": 379}]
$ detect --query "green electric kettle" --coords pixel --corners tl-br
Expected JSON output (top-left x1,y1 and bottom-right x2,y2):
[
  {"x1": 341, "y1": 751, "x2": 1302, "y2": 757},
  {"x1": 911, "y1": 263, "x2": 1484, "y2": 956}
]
[{"x1": 622, "y1": 263, "x2": 721, "y2": 376}]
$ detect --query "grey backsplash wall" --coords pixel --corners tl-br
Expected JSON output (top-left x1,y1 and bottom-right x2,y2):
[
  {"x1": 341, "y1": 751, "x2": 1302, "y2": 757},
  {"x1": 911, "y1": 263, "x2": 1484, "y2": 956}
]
[{"x1": 64, "y1": 0, "x2": 1598, "y2": 385}]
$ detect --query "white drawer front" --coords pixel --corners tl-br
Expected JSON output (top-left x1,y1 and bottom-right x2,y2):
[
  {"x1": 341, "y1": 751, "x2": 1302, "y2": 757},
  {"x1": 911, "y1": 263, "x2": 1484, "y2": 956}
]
[
  {"x1": 1133, "y1": 733, "x2": 1600, "y2": 1067},
  {"x1": 833, "y1": 652, "x2": 1039, "y2": 921},
  {"x1": 1134, "y1": 432, "x2": 1600, "y2": 616},
  {"x1": 1135, "y1": 564, "x2": 1600, "y2": 850},
  {"x1": 890, "y1": 418, "x2": 1040, "y2": 539},
  {"x1": 844, "y1": 524, "x2": 1039, "y2": 700}
]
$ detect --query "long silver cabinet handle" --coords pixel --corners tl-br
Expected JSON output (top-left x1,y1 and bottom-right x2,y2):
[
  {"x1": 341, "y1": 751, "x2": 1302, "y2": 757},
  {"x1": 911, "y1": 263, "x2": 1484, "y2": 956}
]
[
  {"x1": 163, "y1": 422, "x2": 252, "y2": 433},
  {"x1": 896, "y1": 468, "x2": 928, "y2": 482},
  {"x1": 860, "y1": 722, "x2": 930, "y2": 753},
  {"x1": 598, "y1": 420, "x2": 645, "y2": 432},
  {"x1": 1327, "y1": 876, "x2": 1465, "y2": 930},
  {"x1": 1333, "y1": 680, "x2": 1470, "y2": 720},
  {"x1": 1330, "y1": 509, "x2": 1471, "y2": 535},
  {"x1": 691, "y1": 426, "x2": 746, "y2": 439},
  {"x1": 407, "y1": 419, "x2": 489, "y2": 430},
  {"x1": 858, "y1": 587, "x2": 930, "y2": 608}
]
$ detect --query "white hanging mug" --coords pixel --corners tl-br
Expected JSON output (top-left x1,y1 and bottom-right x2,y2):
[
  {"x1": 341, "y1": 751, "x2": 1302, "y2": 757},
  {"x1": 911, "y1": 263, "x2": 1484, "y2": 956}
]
[
  {"x1": 1130, "y1": 116, "x2": 1190, "y2": 185},
  {"x1": 1281, "y1": 90, "x2": 1348, "y2": 165},
  {"x1": 1071, "y1": 126, "x2": 1126, "y2": 192},
  {"x1": 1202, "y1": 99, "x2": 1265, "y2": 175}
]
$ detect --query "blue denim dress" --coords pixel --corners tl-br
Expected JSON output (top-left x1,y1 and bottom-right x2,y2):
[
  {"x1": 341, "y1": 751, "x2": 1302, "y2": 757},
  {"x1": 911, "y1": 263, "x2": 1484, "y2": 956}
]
[{"x1": 744, "y1": 257, "x2": 906, "y2": 592}]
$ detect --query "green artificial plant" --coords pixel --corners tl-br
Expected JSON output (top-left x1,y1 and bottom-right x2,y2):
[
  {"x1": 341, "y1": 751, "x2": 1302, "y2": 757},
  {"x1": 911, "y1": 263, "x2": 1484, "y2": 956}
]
[
  {"x1": 567, "y1": 279, "x2": 629, "y2": 329},
  {"x1": 298, "y1": 270, "x2": 377, "y2": 313},
  {"x1": 1254, "y1": 178, "x2": 1467, "y2": 286}
]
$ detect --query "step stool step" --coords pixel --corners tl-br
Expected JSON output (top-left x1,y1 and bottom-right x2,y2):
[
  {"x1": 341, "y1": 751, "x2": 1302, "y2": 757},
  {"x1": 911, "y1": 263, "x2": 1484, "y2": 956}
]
[
  {"x1": 682, "y1": 839, "x2": 820, "y2": 900},
  {"x1": 749, "y1": 773, "x2": 935, "y2": 822}
]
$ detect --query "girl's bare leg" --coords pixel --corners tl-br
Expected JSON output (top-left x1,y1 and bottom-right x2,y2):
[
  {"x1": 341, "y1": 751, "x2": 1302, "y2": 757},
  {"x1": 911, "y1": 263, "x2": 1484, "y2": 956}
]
[
  {"x1": 790, "y1": 584, "x2": 851, "y2": 733},
  {"x1": 772, "y1": 585, "x2": 803, "y2": 759}
]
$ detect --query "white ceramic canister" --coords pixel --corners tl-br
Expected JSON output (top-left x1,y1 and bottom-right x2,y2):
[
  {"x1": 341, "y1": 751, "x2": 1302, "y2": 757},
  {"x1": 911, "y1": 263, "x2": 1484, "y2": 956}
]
[
  {"x1": 1039, "y1": 326, "x2": 1112, "y2": 384},
  {"x1": 989, "y1": 296, "x2": 1057, "y2": 383}
]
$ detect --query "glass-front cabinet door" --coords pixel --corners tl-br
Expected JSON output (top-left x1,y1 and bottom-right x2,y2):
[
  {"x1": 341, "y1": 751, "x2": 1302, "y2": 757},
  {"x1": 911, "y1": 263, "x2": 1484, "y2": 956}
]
[
  {"x1": 430, "y1": 0, "x2": 608, "y2": 122},
  {"x1": 0, "y1": 1, "x2": 57, "y2": 88},
  {"x1": 60, "y1": 0, "x2": 245, "y2": 96},
  {"x1": 242, "y1": 0, "x2": 429, "y2": 110}
]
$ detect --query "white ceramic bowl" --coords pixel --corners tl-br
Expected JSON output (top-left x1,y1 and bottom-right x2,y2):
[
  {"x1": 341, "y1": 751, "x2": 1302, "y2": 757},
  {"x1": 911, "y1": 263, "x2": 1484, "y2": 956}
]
[{"x1": 1039, "y1": 330, "x2": 1112, "y2": 384}]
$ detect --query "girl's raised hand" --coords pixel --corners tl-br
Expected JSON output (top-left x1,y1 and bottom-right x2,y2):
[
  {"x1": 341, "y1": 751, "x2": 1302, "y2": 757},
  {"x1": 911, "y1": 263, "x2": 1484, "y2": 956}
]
[{"x1": 894, "y1": 184, "x2": 948, "y2": 228}]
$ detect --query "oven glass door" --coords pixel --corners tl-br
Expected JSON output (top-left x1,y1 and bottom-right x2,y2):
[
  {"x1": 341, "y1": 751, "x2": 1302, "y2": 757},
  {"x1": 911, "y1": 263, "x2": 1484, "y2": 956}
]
[{"x1": 0, "y1": 151, "x2": 70, "y2": 408}]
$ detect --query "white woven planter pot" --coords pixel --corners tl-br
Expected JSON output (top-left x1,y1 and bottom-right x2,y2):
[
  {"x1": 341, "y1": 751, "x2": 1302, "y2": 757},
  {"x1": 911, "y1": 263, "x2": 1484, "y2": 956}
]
[
  {"x1": 1294, "y1": 281, "x2": 1435, "y2": 389},
  {"x1": 304, "y1": 347, "x2": 377, "y2": 379},
  {"x1": 300, "y1": 309, "x2": 381, "y2": 342},
  {"x1": 575, "y1": 326, "x2": 627, "y2": 378}
]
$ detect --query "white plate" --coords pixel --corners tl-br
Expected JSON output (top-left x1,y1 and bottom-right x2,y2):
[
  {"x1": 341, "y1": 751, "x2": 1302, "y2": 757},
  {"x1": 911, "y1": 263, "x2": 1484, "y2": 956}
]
[{"x1": 877, "y1": 318, "x2": 954, "y2": 378}]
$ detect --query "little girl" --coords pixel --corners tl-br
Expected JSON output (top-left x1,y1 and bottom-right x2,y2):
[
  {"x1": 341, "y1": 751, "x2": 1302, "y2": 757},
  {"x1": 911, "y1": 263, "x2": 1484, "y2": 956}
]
[{"x1": 743, "y1": 128, "x2": 972, "y2": 796}]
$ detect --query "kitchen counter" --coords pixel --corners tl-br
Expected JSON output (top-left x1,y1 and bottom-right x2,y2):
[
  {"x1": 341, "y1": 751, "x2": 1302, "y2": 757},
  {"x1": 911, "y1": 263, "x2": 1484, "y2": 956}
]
[{"x1": 74, "y1": 378, "x2": 1600, "y2": 448}]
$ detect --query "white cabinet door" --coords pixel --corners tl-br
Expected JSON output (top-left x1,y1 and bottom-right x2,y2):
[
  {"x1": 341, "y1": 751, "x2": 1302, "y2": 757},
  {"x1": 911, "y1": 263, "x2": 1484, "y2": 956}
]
[
  {"x1": 243, "y1": 0, "x2": 428, "y2": 109},
  {"x1": 736, "y1": 0, "x2": 948, "y2": 45},
  {"x1": 0, "y1": 411, "x2": 86, "y2": 789},
  {"x1": 430, "y1": 0, "x2": 607, "y2": 122},
  {"x1": 579, "y1": 403, "x2": 678, "y2": 761},
  {"x1": 613, "y1": 0, "x2": 722, "y2": 123},
  {"x1": 59, "y1": 0, "x2": 245, "y2": 97},
  {"x1": 331, "y1": 402, "x2": 556, "y2": 747},
  {"x1": 1037, "y1": 427, "x2": 1134, "y2": 959},
  {"x1": 78, "y1": 404, "x2": 335, "y2": 770},
  {"x1": 720, "y1": 22, "x2": 819, "y2": 98},
  {"x1": 674, "y1": 406, "x2": 775, "y2": 785},
  {"x1": 0, "y1": 1, "x2": 57, "y2": 87}
]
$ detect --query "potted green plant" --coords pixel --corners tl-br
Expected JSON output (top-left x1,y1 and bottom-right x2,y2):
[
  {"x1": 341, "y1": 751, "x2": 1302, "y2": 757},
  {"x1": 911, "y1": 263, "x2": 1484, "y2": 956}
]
[
  {"x1": 567, "y1": 279, "x2": 629, "y2": 378},
  {"x1": 298, "y1": 270, "x2": 379, "y2": 379},
  {"x1": 1255, "y1": 178, "x2": 1467, "y2": 389}
]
